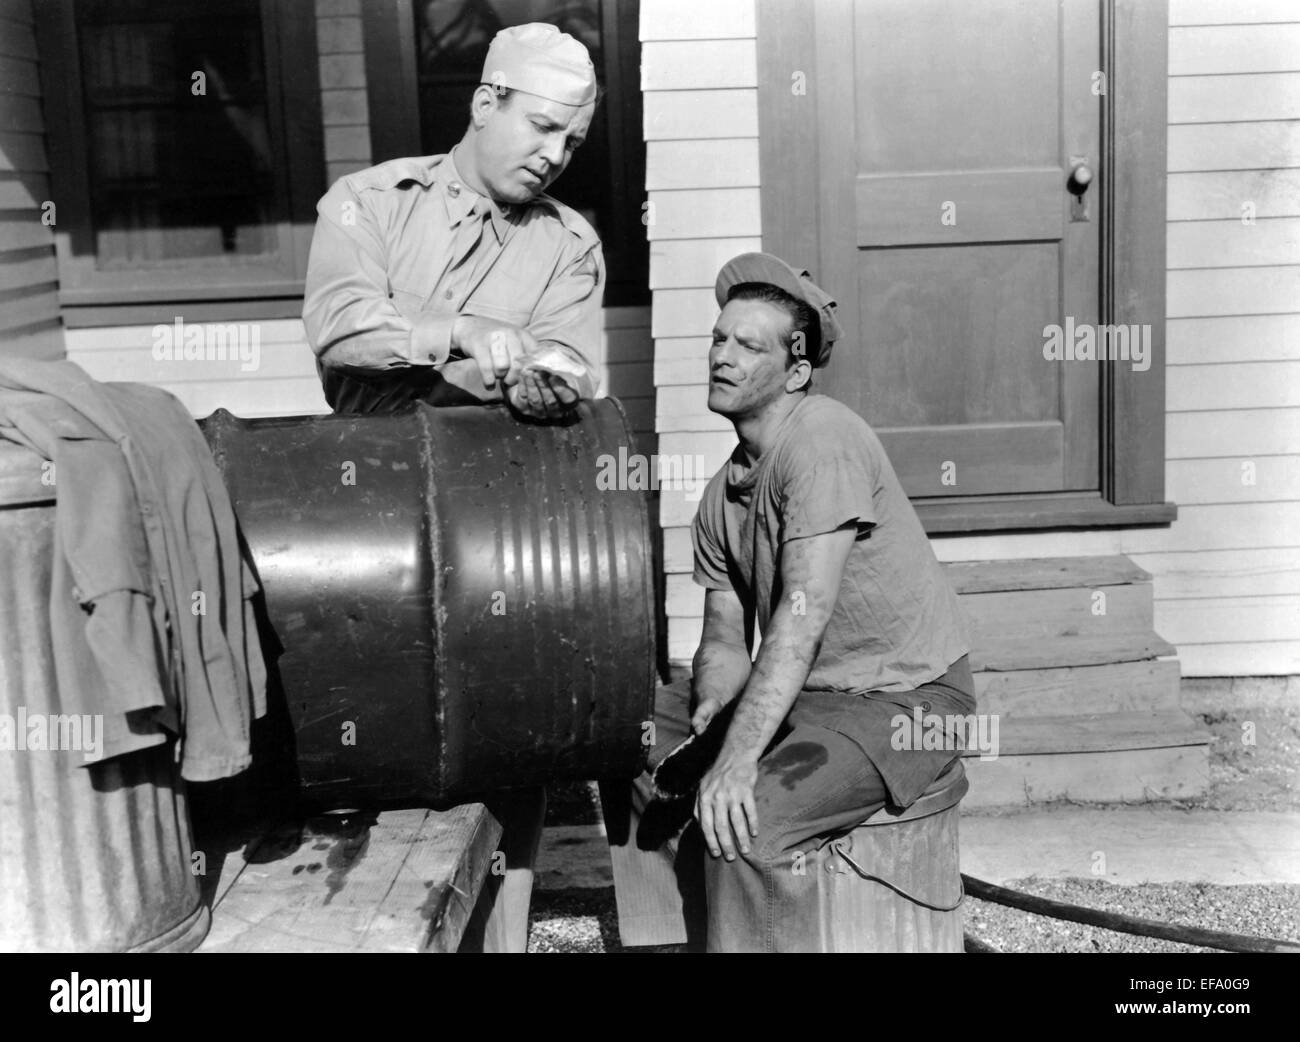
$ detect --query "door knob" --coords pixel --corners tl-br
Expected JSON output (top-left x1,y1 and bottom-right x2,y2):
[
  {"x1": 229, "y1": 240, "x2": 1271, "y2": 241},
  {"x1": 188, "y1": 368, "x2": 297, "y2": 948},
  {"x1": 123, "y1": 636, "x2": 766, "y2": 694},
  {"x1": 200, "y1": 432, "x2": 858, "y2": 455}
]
[{"x1": 1069, "y1": 162, "x2": 1094, "y2": 194}]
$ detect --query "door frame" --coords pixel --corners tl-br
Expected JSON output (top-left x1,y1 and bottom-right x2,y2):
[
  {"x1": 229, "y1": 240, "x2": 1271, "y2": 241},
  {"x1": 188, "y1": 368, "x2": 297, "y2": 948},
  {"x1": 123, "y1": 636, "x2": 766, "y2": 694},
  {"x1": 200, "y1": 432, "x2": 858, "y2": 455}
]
[{"x1": 757, "y1": 0, "x2": 1175, "y2": 534}]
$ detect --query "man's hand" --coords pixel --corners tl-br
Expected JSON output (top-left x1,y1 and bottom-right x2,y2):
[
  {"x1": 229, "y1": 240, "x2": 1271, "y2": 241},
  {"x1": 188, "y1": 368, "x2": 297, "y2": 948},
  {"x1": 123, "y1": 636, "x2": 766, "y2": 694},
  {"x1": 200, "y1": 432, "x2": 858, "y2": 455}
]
[
  {"x1": 696, "y1": 751, "x2": 759, "y2": 860},
  {"x1": 452, "y1": 315, "x2": 534, "y2": 389},
  {"x1": 506, "y1": 367, "x2": 580, "y2": 420}
]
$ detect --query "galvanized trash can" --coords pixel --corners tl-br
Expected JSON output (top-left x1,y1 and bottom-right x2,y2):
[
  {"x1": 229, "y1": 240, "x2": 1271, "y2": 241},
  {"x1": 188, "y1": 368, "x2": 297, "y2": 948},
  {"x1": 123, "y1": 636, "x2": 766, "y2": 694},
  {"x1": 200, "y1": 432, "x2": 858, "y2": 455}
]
[
  {"x1": 812, "y1": 758, "x2": 967, "y2": 952},
  {"x1": 0, "y1": 441, "x2": 209, "y2": 952}
]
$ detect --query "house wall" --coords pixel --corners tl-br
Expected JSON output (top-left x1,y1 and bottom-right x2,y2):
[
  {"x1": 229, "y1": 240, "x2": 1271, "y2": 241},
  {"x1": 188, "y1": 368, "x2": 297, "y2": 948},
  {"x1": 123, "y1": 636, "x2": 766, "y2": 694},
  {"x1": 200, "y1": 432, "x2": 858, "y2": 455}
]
[
  {"x1": 0, "y1": 0, "x2": 61, "y2": 360},
  {"x1": 648, "y1": 0, "x2": 1300, "y2": 677},
  {"x1": 63, "y1": 0, "x2": 654, "y2": 444}
]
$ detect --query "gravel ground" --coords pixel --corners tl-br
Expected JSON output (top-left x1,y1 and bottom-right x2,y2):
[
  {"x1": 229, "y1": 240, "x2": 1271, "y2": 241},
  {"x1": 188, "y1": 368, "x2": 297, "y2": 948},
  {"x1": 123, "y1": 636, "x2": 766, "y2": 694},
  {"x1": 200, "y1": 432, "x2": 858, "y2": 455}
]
[{"x1": 530, "y1": 704, "x2": 1300, "y2": 952}]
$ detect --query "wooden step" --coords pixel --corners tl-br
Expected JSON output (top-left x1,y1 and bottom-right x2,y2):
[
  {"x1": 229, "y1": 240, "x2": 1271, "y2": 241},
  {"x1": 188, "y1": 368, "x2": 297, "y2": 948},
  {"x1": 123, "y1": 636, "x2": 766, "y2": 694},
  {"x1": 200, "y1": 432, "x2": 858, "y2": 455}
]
[
  {"x1": 944, "y1": 555, "x2": 1151, "y2": 594},
  {"x1": 973, "y1": 658, "x2": 1181, "y2": 717},
  {"x1": 963, "y1": 745, "x2": 1209, "y2": 807},
  {"x1": 960, "y1": 711, "x2": 1212, "y2": 807},
  {"x1": 971, "y1": 632, "x2": 1176, "y2": 671}
]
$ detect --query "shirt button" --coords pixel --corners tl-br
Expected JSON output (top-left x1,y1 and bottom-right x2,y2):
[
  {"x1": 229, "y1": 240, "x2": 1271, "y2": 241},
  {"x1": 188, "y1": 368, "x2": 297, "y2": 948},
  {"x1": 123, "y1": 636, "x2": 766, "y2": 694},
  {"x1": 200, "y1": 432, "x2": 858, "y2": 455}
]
[
  {"x1": 444, "y1": 289, "x2": 454, "y2": 300},
  {"x1": 921, "y1": 701, "x2": 932, "y2": 712},
  {"x1": 448, "y1": 181, "x2": 461, "y2": 197}
]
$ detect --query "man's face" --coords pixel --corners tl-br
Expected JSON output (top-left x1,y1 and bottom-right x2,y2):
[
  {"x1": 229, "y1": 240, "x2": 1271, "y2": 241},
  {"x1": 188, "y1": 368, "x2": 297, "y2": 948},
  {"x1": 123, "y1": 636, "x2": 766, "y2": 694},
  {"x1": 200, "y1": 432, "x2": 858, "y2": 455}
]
[
  {"x1": 707, "y1": 299, "x2": 800, "y2": 419},
  {"x1": 469, "y1": 88, "x2": 594, "y2": 205}
]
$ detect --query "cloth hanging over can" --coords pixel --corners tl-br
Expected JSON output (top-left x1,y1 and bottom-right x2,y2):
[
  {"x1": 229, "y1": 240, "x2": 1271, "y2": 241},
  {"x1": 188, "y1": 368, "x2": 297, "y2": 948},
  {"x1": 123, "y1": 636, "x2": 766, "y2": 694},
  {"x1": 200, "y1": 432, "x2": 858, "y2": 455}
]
[{"x1": 0, "y1": 358, "x2": 267, "y2": 781}]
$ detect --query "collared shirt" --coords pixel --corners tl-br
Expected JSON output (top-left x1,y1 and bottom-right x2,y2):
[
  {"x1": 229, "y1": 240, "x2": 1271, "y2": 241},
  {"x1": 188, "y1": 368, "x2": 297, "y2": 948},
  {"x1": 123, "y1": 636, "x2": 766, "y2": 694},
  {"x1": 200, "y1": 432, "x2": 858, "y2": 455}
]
[
  {"x1": 302, "y1": 149, "x2": 604, "y2": 413},
  {"x1": 691, "y1": 394, "x2": 971, "y2": 695}
]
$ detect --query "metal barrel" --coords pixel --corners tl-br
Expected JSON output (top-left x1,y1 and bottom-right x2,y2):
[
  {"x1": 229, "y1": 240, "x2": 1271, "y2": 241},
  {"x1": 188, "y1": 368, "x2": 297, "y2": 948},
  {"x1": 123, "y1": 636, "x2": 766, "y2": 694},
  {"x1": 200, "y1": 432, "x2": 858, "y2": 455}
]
[
  {"x1": 0, "y1": 442, "x2": 209, "y2": 953},
  {"x1": 200, "y1": 399, "x2": 656, "y2": 807}
]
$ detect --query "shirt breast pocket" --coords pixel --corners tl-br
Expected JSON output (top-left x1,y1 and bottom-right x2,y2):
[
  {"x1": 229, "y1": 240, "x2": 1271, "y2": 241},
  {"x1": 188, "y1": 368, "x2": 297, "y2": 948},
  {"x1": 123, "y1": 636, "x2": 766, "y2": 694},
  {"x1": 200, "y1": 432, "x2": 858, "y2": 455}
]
[{"x1": 461, "y1": 298, "x2": 532, "y2": 329}]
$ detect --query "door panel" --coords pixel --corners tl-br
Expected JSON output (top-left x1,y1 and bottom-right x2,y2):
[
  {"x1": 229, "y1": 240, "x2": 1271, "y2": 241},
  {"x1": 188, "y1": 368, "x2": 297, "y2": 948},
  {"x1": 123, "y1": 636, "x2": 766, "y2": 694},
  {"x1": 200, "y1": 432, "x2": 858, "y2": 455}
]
[{"x1": 817, "y1": 0, "x2": 1102, "y2": 498}]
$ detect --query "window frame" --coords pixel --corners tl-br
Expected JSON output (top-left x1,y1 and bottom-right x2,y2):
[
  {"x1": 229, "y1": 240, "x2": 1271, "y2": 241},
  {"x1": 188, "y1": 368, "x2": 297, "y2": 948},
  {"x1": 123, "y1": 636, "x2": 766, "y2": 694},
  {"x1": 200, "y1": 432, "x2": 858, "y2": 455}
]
[{"x1": 34, "y1": 0, "x2": 324, "y2": 321}]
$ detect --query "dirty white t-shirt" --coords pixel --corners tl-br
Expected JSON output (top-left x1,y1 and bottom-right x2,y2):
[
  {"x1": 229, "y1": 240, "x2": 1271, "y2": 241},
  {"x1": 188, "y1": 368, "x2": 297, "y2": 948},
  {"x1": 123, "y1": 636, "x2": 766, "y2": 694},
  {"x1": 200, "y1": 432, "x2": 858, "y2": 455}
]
[{"x1": 691, "y1": 394, "x2": 969, "y2": 694}]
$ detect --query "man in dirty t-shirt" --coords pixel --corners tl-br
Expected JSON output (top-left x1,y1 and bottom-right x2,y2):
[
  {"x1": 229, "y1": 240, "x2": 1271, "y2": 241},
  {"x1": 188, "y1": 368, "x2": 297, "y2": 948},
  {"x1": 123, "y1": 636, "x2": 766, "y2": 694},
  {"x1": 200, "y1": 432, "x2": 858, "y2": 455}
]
[{"x1": 602, "y1": 252, "x2": 976, "y2": 952}]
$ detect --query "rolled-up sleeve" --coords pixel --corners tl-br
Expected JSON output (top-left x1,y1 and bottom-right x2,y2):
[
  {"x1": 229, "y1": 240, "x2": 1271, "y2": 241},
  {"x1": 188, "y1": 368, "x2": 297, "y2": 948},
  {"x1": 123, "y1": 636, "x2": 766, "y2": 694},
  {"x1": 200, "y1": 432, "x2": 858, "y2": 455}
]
[
  {"x1": 302, "y1": 179, "x2": 455, "y2": 372},
  {"x1": 525, "y1": 236, "x2": 605, "y2": 399}
]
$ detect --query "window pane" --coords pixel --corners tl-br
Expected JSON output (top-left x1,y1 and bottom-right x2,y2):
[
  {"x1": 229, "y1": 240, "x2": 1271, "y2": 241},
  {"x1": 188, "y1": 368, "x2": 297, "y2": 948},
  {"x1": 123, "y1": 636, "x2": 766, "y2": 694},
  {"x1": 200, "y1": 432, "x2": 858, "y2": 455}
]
[
  {"x1": 414, "y1": 0, "x2": 609, "y2": 234},
  {"x1": 76, "y1": 0, "x2": 277, "y2": 266}
]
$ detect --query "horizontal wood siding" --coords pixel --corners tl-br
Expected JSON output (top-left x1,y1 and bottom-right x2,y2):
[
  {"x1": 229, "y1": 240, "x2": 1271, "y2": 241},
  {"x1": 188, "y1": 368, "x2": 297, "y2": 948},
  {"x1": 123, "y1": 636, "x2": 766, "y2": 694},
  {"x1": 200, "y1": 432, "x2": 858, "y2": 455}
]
[
  {"x1": 653, "y1": 1, "x2": 1300, "y2": 677},
  {"x1": 0, "y1": 0, "x2": 61, "y2": 359},
  {"x1": 317, "y1": 0, "x2": 371, "y2": 185}
]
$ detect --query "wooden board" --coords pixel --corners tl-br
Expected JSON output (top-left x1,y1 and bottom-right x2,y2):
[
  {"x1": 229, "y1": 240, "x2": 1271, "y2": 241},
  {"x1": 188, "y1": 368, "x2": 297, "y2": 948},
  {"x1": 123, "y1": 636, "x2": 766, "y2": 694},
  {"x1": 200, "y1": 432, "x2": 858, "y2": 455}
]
[
  {"x1": 199, "y1": 805, "x2": 502, "y2": 953},
  {"x1": 963, "y1": 745, "x2": 1210, "y2": 807},
  {"x1": 943, "y1": 555, "x2": 1150, "y2": 594},
  {"x1": 964, "y1": 710, "x2": 1212, "y2": 758},
  {"x1": 973, "y1": 659, "x2": 1182, "y2": 718}
]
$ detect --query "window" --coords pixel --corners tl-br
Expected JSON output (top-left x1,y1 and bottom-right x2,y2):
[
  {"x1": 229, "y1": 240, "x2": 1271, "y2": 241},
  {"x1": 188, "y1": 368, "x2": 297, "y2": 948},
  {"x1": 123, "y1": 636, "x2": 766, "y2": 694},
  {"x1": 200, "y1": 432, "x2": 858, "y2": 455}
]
[{"x1": 35, "y1": 0, "x2": 323, "y2": 313}]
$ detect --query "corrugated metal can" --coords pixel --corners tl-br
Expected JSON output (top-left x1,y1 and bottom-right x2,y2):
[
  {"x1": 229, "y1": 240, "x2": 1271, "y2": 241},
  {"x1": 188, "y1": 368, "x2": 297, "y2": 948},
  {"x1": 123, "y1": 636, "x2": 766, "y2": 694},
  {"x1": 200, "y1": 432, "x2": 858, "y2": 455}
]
[
  {"x1": 0, "y1": 442, "x2": 208, "y2": 952},
  {"x1": 200, "y1": 399, "x2": 657, "y2": 807}
]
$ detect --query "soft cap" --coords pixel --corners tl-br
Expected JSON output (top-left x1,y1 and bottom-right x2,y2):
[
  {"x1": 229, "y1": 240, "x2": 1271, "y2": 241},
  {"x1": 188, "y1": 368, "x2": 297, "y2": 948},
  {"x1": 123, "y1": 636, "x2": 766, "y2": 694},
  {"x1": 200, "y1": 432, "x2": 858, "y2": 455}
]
[
  {"x1": 714, "y1": 252, "x2": 846, "y2": 367},
  {"x1": 481, "y1": 22, "x2": 597, "y2": 107}
]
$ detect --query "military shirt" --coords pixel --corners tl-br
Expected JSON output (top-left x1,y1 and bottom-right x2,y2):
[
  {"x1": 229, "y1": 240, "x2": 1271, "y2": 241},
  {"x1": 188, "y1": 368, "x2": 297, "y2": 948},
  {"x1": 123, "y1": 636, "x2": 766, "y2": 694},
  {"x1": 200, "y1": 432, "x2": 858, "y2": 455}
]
[{"x1": 302, "y1": 149, "x2": 604, "y2": 414}]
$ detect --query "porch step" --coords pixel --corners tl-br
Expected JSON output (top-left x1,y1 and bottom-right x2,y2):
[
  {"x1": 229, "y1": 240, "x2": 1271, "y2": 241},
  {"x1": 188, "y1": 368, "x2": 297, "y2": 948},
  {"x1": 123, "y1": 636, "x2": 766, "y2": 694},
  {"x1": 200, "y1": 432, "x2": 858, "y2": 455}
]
[
  {"x1": 966, "y1": 710, "x2": 1212, "y2": 758},
  {"x1": 974, "y1": 658, "x2": 1181, "y2": 717},
  {"x1": 943, "y1": 555, "x2": 1150, "y2": 595}
]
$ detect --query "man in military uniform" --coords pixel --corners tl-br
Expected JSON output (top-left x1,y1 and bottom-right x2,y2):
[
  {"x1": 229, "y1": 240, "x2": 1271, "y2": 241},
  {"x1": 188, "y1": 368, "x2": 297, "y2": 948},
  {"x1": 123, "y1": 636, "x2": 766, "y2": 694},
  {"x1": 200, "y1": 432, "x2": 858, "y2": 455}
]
[
  {"x1": 303, "y1": 22, "x2": 602, "y2": 420},
  {"x1": 302, "y1": 24, "x2": 603, "y2": 952}
]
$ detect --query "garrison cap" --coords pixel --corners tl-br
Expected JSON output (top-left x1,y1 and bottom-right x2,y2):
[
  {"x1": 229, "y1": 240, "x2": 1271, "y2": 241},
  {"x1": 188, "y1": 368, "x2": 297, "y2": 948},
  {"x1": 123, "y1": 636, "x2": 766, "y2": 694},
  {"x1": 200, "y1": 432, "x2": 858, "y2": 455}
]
[
  {"x1": 715, "y1": 252, "x2": 846, "y2": 367},
  {"x1": 482, "y1": 22, "x2": 597, "y2": 107}
]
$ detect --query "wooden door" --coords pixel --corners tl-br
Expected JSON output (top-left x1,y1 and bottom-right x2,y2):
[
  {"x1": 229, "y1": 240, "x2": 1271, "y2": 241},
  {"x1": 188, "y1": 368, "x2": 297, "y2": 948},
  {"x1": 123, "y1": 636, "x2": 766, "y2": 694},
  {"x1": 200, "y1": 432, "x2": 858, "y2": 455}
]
[{"x1": 812, "y1": 0, "x2": 1102, "y2": 498}]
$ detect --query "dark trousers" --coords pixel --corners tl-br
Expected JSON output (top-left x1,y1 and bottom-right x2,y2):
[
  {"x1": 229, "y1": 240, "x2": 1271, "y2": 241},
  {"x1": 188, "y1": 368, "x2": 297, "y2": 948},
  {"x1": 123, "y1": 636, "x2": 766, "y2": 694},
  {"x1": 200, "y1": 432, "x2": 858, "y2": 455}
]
[{"x1": 602, "y1": 681, "x2": 963, "y2": 952}]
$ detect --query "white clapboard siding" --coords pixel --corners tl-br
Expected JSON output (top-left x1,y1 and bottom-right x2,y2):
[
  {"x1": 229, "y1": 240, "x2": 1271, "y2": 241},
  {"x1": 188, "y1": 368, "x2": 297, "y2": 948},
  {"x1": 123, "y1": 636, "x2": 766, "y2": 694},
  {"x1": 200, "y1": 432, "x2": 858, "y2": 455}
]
[
  {"x1": 1168, "y1": 315, "x2": 1300, "y2": 364},
  {"x1": 1127, "y1": 548, "x2": 1300, "y2": 599},
  {"x1": 316, "y1": 0, "x2": 371, "y2": 184},
  {"x1": 645, "y1": 141, "x2": 760, "y2": 192},
  {"x1": 640, "y1": 0, "x2": 756, "y2": 41},
  {"x1": 1167, "y1": 170, "x2": 1300, "y2": 220},
  {"x1": 652, "y1": 288, "x2": 729, "y2": 337},
  {"x1": 643, "y1": 91, "x2": 758, "y2": 140},
  {"x1": 1167, "y1": 266, "x2": 1300, "y2": 318},
  {"x1": 1167, "y1": 408, "x2": 1300, "y2": 458},
  {"x1": 1166, "y1": 456, "x2": 1300, "y2": 503},
  {"x1": 1168, "y1": 24, "x2": 1300, "y2": 75},
  {"x1": 1170, "y1": 0, "x2": 1300, "y2": 26},
  {"x1": 646, "y1": 188, "x2": 762, "y2": 240},
  {"x1": 1167, "y1": 218, "x2": 1300, "y2": 269},
  {"x1": 1168, "y1": 121, "x2": 1300, "y2": 172},
  {"x1": 641, "y1": 40, "x2": 757, "y2": 91},
  {"x1": 1167, "y1": 361, "x2": 1300, "y2": 411},
  {"x1": 1169, "y1": 73, "x2": 1300, "y2": 124}
]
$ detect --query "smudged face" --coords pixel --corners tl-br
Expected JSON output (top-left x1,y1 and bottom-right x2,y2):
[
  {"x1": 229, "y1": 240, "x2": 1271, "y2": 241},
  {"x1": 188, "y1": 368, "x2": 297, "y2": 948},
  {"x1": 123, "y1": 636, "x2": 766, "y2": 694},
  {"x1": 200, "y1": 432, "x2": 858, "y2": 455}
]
[
  {"x1": 467, "y1": 87, "x2": 594, "y2": 205},
  {"x1": 707, "y1": 299, "x2": 801, "y2": 418}
]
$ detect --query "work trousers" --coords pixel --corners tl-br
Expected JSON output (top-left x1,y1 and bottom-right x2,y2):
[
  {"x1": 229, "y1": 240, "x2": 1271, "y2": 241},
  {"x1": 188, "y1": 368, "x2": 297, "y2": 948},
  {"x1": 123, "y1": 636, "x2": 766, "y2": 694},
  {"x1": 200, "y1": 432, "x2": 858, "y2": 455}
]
[{"x1": 601, "y1": 681, "x2": 963, "y2": 952}]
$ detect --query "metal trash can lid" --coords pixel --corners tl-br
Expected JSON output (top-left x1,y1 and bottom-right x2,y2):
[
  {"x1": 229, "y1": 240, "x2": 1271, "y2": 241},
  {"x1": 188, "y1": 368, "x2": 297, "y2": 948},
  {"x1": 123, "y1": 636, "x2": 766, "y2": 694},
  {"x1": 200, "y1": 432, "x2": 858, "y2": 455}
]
[{"x1": 0, "y1": 440, "x2": 54, "y2": 509}]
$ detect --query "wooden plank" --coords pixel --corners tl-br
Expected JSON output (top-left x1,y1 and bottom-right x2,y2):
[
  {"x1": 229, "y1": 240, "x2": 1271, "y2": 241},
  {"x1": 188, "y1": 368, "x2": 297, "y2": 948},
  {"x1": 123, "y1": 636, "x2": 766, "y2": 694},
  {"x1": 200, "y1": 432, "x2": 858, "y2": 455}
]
[
  {"x1": 1167, "y1": 267, "x2": 1300, "y2": 319},
  {"x1": 1168, "y1": 218, "x2": 1300, "y2": 269},
  {"x1": 1167, "y1": 455, "x2": 1300, "y2": 504},
  {"x1": 1169, "y1": 24, "x2": 1300, "y2": 75},
  {"x1": 535, "y1": 824, "x2": 613, "y2": 892},
  {"x1": 319, "y1": 52, "x2": 366, "y2": 89},
  {"x1": 321, "y1": 88, "x2": 369, "y2": 125},
  {"x1": 0, "y1": 173, "x2": 45, "y2": 208},
  {"x1": 639, "y1": 0, "x2": 755, "y2": 41},
  {"x1": 65, "y1": 319, "x2": 309, "y2": 351},
  {"x1": 963, "y1": 745, "x2": 1208, "y2": 807},
  {"x1": 0, "y1": 214, "x2": 51, "y2": 251},
  {"x1": 602, "y1": 305, "x2": 652, "y2": 330},
  {"x1": 324, "y1": 125, "x2": 370, "y2": 163},
  {"x1": 646, "y1": 187, "x2": 761, "y2": 241},
  {"x1": 1170, "y1": 0, "x2": 1300, "y2": 25},
  {"x1": 1167, "y1": 361, "x2": 1300, "y2": 410},
  {"x1": 643, "y1": 90, "x2": 758, "y2": 140},
  {"x1": 646, "y1": 140, "x2": 759, "y2": 192},
  {"x1": 1168, "y1": 170, "x2": 1300, "y2": 221},
  {"x1": 942, "y1": 556, "x2": 1151, "y2": 595},
  {"x1": 604, "y1": 361, "x2": 653, "y2": 396},
  {"x1": 651, "y1": 287, "x2": 722, "y2": 337},
  {"x1": 1178, "y1": 640, "x2": 1300, "y2": 676},
  {"x1": 1168, "y1": 314, "x2": 1300, "y2": 365},
  {"x1": 1168, "y1": 121, "x2": 1300, "y2": 172},
  {"x1": 1156, "y1": 594, "x2": 1300, "y2": 645},
  {"x1": 1122, "y1": 502, "x2": 1300, "y2": 554},
  {"x1": 1167, "y1": 407, "x2": 1300, "y2": 457},
  {"x1": 316, "y1": 14, "x2": 364, "y2": 53},
  {"x1": 199, "y1": 805, "x2": 502, "y2": 953},
  {"x1": 1169, "y1": 72, "x2": 1300, "y2": 123},
  {"x1": 962, "y1": 583, "x2": 1154, "y2": 647},
  {"x1": 152, "y1": 377, "x2": 331, "y2": 419},
  {"x1": 0, "y1": 131, "x2": 45, "y2": 172},
  {"x1": 0, "y1": 320, "x2": 62, "y2": 360},
  {"x1": 0, "y1": 252, "x2": 55, "y2": 293},
  {"x1": 974, "y1": 711, "x2": 1211, "y2": 758},
  {"x1": 0, "y1": 289, "x2": 57, "y2": 331},
  {"x1": 974, "y1": 659, "x2": 1182, "y2": 718},
  {"x1": 0, "y1": 56, "x2": 37, "y2": 96},
  {"x1": 68, "y1": 346, "x2": 320, "y2": 384},
  {"x1": 972, "y1": 632, "x2": 1176, "y2": 672},
  {"x1": 1134, "y1": 547, "x2": 1300, "y2": 599},
  {"x1": 641, "y1": 40, "x2": 757, "y2": 90},
  {"x1": 649, "y1": 236, "x2": 762, "y2": 288}
]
